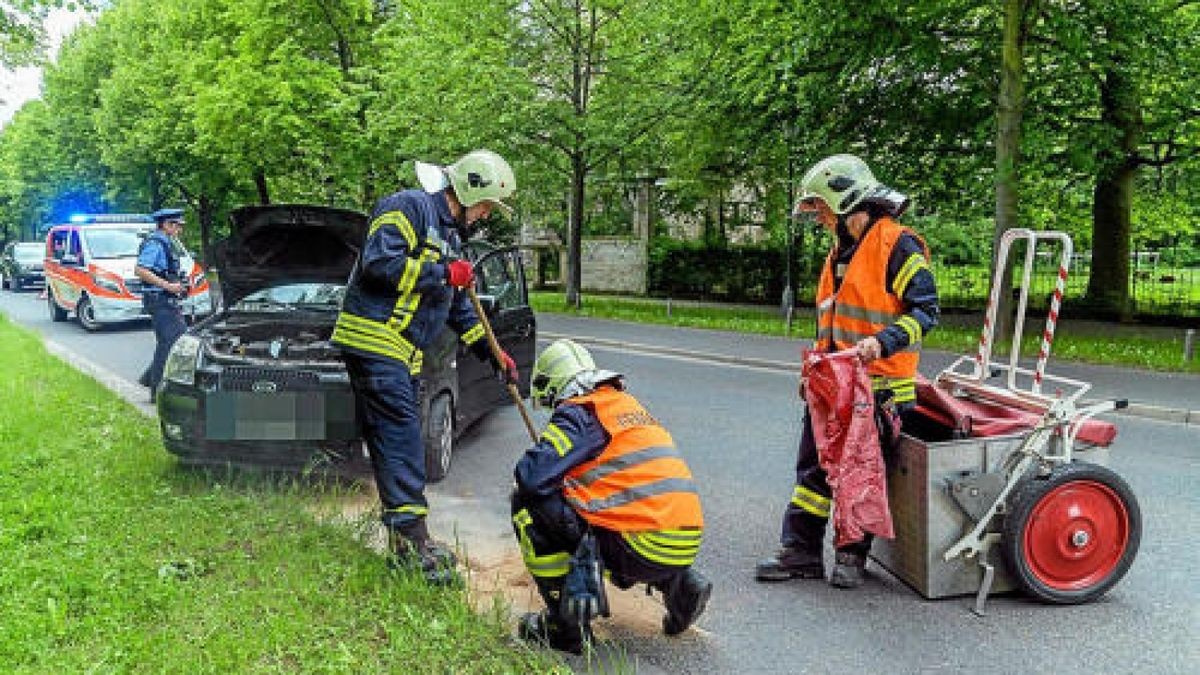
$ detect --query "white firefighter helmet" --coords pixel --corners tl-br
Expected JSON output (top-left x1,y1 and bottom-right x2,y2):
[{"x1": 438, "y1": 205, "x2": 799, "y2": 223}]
[
  {"x1": 796, "y1": 154, "x2": 881, "y2": 216},
  {"x1": 530, "y1": 339, "x2": 622, "y2": 408}
]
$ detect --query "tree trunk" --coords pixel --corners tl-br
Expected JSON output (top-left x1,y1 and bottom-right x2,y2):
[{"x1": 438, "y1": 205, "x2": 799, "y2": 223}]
[
  {"x1": 566, "y1": 152, "x2": 586, "y2": 309},
  {"x1": 254, "y1": 169, "x2": 271, "y2": 205},
  {"x1": 1085, "y1": 66, "x2": 1141, "y2": 320},
  {"x1": 149, "y1": 167, "x2": 163, "y2": 211},
  {"x1": 197, "y1": 193, "x2": 215, "y2": 268},
  {"x1": 991, "y1": 0, "x2": 1034, "y2": 349}
]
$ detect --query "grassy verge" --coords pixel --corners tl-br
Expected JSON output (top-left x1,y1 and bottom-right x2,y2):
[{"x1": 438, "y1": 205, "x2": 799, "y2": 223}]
[
  {"x1": 531, "y1": 292, "x2": 1200, "y2": 373},
  {"x1": 0, "y1": 315, "x2": 559, "y2": 672}
]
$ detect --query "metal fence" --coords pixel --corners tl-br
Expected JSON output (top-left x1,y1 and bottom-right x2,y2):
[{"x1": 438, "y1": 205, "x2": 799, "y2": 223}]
[{"x1": 933, "y1": 257, "x2": 1200, "y2": 319}]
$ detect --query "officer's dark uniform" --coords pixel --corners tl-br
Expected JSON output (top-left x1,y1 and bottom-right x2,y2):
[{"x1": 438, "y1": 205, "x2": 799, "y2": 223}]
[
  {"x1": 781, "y1": 219, "x2": 939, "y2": 561},
  {"x1": 332, "y1": 188, "x2": 489, "y2": 542},
  {"x1": 137, "y1": 211, "x2": 187, "y2": 394}
]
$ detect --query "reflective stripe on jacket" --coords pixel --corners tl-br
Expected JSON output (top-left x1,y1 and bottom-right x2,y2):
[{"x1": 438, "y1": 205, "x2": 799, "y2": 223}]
[
  {"x1": 816, "y1": 217, "x2": 929, "y2": 396},
  {"x1": 561, "y1": 387, "x2": 703, "y2": 533},
  {"x1": 332, "y1": 189, "x2": 482, "y2": 372}
]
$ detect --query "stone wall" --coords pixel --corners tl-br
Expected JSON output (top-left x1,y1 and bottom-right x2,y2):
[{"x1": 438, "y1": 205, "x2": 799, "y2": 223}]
[{"x1": 582, "y1": 237, "x2": 646, "y2": 294}]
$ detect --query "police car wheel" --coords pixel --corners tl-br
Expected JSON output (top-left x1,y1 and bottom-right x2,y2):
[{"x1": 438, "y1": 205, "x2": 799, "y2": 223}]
[
  {"x1": 76, "y1": 295, "x2": 102, "y2": 332},
  {"x1": 48, "y1": 290, "x2": 68, "y2": 322},
  {"x1": 423, "y1": 393, "x2": 454, "y2": 484}
]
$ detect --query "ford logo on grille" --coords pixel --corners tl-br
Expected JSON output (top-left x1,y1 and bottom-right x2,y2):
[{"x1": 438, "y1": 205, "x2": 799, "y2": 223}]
[{"x1": 252, "y1": 380, "x2": 278, "y2": 393}]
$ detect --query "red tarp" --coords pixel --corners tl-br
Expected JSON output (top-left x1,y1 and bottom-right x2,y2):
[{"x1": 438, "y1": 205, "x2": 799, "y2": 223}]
[
  {"x1": 803, "y1": 351, "x2": 895, "y2": 547},
  {"x1": 914, "y1": 376, "x2": 1117, "y2": 447}
]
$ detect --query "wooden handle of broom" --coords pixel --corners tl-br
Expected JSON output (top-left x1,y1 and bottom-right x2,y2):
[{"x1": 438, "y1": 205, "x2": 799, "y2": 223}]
[{"x1": 466, "y1": 286, "x2": 538, "y2": 442}]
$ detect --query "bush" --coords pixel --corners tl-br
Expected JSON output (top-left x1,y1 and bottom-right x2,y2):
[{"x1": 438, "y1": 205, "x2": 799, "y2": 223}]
[
  {"x1": 648, "y1": 237, "x2": 785, "y2": 303},
  {"x1": 908, "y1": 214, "x2": 993, "y2": 266}
]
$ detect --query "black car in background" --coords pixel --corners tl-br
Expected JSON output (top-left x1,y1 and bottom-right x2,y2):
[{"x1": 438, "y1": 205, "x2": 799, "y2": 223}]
[
  {"x1": 155, "y1": 204, "x2": 536, "y2": 480},
  {"x1": 1, "y1": 241, "x2": 46, "y2": 291}
]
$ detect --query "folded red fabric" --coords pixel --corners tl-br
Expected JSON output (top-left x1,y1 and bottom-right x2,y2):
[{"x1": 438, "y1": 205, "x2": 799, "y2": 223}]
[{"x1": 803, "y1": 350, "x2": 895, "y2": 547}]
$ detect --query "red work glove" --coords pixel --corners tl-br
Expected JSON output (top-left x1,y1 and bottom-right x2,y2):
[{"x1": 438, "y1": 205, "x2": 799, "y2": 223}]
[
  {"x1": 446, "y1": 260, "x2": 474, "y2": 289},
  {"x1": 496, "y1": 349, "x2": 518, "y2": 384}
]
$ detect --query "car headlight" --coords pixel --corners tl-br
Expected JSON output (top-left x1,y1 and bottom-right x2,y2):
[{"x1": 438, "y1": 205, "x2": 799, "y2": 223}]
[
  {"x1": 164, "y1": 335, "x2": 202, "y2": 386},
  {"x1": 90, "y1": 269, "x2": 122, "y2": 293}
]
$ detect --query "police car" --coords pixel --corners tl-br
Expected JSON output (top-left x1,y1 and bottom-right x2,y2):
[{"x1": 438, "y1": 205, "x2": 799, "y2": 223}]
[{"x1": 43, "y1": 214, "x2": 213, "y2": 331}]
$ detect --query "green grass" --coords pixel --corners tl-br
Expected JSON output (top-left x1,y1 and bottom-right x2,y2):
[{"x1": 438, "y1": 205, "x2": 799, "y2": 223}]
[
  {"x1": 531, "y1": 292, "x2": 1200, "y2": 373},
  {"x1": 0, "y1": 315, "x2": 561, "y2": 673}
]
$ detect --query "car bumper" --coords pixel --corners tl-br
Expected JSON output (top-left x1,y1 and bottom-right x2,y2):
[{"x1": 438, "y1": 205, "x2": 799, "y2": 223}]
[
  {"x1": 10, "y1": 272, "x2": 44, "y2": 287},
  {"x1": 88, "y1": 289, "x2": 214, "y2": 323},
  {"x1": 156, "y1": 380, "x2": 367, "y2": 475}
]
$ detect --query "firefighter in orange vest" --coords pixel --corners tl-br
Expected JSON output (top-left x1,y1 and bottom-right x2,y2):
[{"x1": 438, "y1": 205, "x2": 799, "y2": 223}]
[
  {"x1": 512, "y1": 339, "x2": 712, "y2": 654},
  {"x1": 755, "y1": 154, "x2": 940, "y2": 589}
]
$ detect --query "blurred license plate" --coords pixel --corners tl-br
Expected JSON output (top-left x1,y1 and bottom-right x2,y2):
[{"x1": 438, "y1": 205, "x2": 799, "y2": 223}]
[{"x1": 206, "y1": 392, "x2": 354, "y2": 441}]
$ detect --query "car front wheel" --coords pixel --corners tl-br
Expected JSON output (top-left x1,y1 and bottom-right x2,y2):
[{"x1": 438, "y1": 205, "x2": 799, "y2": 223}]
[
  {"x1": 77, "y1": 295, "x2": 102, "y2": 332},
  {"x1": 423, "y1": 393, "x2": 454, "y2": 483},
  {"x1": 48, "y1": 289, "x2": 68, "y2": 322}
]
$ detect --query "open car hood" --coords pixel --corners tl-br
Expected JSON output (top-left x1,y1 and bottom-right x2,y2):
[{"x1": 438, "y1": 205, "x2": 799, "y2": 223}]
[{"x1": 215, "y1": 204, "x2": 367, "y2": 307}]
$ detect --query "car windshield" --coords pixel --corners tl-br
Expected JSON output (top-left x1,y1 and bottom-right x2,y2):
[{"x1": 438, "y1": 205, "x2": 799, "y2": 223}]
[
  {"x1": 14, "y1": 244, "x2": 42, "y2": 262},
  {"x1": 81, "y1": 227, "x2": 148, "y2": 259},
  {"x1": 234, "y1": 283, "x2": 344, "y2": 311}
]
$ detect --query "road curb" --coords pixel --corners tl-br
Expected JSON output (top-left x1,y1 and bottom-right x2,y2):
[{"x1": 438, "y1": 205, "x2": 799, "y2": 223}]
[
  {"x1": 43, "y1": 338, "x2": 157, "y2": 418},
  {"x1": 543, "y1": 331, "x2": 1199, "y2": 427}
]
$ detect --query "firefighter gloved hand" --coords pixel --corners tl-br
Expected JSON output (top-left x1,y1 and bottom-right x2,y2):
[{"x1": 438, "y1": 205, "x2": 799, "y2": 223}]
[
  {"x1": 446, "y1": 260, "x2": 475, "y2": 289},
  {"x1": 562, "y1": 534, "x2": 609, "y2": 625},
  {"x1": 495, "y1": 348, "x2": 519, "y2": 384},
  {"x1": 855, "y1": 336, "x2": 882, "y2": 364}
]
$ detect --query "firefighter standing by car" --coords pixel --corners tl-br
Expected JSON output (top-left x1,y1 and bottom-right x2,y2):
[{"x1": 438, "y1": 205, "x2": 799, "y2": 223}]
[
  {"x1": 136, "y1": 208, "x2": 188, "y2": 399},
  {"x1": 332, "y1": 149, "x2": 519, "y2": 585},
  {"x1": 755, "y1": 154, "x2": 940, "y2": 588},
  {"x1": 512, "y1": 339, "x2": 712, "y2": 654}
]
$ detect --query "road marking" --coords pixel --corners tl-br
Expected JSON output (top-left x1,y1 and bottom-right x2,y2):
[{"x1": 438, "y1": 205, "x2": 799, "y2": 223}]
[{"x1": 541, "y1": 331, "x2": 799, "y2": 376}]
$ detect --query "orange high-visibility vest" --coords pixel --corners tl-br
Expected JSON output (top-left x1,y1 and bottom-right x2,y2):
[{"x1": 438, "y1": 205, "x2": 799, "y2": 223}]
[
  {"x1": 562, "y1": 387, "x2": 703, "y2": 532},
  {"x1": 815, "y1": 217, "x2": 929, "y2": 381}
]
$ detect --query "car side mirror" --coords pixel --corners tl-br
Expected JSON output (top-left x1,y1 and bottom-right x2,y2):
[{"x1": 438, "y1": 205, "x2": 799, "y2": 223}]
[{"x1": 476, "y1": 294, "x2": 498, "y2": 315}]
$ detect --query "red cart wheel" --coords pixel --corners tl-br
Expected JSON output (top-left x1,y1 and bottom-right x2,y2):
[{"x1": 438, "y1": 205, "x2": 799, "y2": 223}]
[{"x1": 1002, "y1": 461, "x2": 1141, "y2": 604}]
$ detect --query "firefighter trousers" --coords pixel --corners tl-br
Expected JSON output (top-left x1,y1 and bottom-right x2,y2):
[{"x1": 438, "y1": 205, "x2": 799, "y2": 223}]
[
  {"x1": 781, "y1": 390, "x2": 911, "y2": 555},
  {"x1": 344, "y1": 352, "x2": 428, "y2": 532},
  {"x1": 510, "y1": 491, "x2": 690, "y2": 610}
]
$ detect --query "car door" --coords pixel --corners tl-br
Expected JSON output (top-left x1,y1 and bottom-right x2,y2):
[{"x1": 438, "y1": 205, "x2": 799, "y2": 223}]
[{"x1": 456, "y1": 247, "x2": 537, "y2": 418}]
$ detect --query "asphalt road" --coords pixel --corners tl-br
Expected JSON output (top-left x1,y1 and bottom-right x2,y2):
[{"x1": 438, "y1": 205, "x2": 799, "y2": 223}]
[{"x1": 2, "y1": 289, "x2": 1197, "y2": 674}]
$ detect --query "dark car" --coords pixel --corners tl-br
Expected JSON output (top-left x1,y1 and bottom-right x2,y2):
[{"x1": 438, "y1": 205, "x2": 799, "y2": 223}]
[
  {"x1": 156, "y1": 204, "x2": 537, "y2": 480},
  {"x1": 1, "y1": 241, "x2": 46, "y2": 291}
]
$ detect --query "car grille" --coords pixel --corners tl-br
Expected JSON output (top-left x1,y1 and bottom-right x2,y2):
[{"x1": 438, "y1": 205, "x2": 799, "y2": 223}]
[{"x1": 220, "y1": 367, "x2": 323, "y2": 392}]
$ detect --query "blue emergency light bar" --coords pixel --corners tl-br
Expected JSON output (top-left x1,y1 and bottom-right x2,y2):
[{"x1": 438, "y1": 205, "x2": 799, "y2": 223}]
[{"x1": 66, "y1": 213, "x2": 155, "y2": 225}]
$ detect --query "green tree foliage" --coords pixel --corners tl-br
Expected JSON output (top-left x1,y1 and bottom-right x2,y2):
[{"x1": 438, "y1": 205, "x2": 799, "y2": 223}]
[{"x1": 0, "y1": 0, "x2": 1196, "y2": 318}]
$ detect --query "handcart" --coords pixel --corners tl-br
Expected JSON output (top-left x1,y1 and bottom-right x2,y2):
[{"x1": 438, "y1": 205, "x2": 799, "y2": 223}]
[{"x1": 871, "y1": 229, "x2": 1142, "y2": 614}]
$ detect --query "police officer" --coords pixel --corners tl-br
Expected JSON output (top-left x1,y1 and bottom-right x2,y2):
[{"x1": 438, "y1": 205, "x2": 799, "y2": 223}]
[
  {"x1": 512, "y1": 339, "x2": 712, "y2": 654},
  {"x1": 332, "y1": 149, "x2": 519, "y2": 585},
  {"x1": 136, "y1": 208, "x2": 189, "y2": 400},
  {"x1": 755, "y1": 154, "x2": 940, "y2": 588}
]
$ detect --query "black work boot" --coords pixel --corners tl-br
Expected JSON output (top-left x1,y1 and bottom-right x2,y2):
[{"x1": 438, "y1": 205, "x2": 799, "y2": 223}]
[
  {"x1": 388, "y1": 520, "x2": 459, "y2": 586},
  {"x1": 659, "y1": 568, "x2": 713, "y2": 636},
  {"x1": 829, "y1": 549, "x2": 867, "y2": 589},
  {"x1": 517, "y1": 610, "x2": 591, "y2": 655},
  {"x1": 754, "y1": 546, "x2": 824, "y2": 582}
]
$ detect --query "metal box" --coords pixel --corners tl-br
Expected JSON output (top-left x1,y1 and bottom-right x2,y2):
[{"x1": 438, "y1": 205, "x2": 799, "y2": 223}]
[{"x1": 871, "y1": 431, "x2": 1110, "y2": 599}]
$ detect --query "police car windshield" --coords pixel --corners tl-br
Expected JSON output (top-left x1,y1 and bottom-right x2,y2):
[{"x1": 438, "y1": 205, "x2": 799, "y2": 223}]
[
  {"x1": 235, "y1": 283, "x2": 344, "y2": 311},
  {"x1": 81, "y1": 227, "x2": 147, "y2": 259},
  {"x1": 14, "y1": 243, "x2": 42, "y2": 261}
]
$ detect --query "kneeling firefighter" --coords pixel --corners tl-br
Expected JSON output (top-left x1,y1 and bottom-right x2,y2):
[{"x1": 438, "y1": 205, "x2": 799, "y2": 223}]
[{"x1": 511, "y1": 339, "x2": 712, "y2": 654}]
